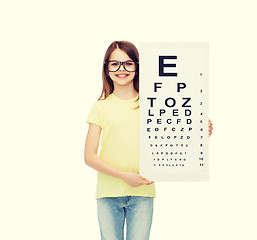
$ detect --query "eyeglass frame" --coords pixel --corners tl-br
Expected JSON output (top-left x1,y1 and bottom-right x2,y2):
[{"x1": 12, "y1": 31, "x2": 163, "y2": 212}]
[{"x1": 105, "y1": 60, "x2": 139, "y2": 72}]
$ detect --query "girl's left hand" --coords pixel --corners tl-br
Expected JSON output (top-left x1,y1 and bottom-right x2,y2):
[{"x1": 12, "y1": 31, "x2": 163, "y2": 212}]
[{"x1": 209, "y1": 120, "x2": 213, "y2": 137}]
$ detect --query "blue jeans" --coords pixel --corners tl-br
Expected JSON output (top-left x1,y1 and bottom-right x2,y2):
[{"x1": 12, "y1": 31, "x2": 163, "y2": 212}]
[{"x1": 97, "y1": 196, "x2": 154, "y2": 240}]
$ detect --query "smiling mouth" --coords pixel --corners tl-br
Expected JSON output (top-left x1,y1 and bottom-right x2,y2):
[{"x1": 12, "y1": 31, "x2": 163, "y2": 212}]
[{"x1": 115, "y1": 74, "x2": 129, "y2": 78}]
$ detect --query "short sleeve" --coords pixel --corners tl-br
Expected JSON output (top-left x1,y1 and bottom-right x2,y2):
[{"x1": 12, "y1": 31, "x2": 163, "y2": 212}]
[{"x1": 86, "y1": 101, "x2": 102, "y2": 128}]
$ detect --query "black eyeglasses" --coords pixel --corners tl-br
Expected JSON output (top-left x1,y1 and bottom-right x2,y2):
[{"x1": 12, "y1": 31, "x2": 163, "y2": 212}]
[{"x1": 105, "y1": 60, "x2": 138, "y2": 72}]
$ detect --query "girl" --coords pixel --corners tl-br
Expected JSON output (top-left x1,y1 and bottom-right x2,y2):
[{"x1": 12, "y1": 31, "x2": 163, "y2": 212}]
[{"x1": 84, "y1": 40, "x2": 213, "y2": 240}]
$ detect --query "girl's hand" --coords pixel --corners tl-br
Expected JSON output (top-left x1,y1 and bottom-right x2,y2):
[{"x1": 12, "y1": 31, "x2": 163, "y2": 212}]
[
  {"x1": 122, "y1": 172, "x2": 154, "y2": 187},
  {"x1": 209, "y1": 120, "x2": 213, "y2": 137}
]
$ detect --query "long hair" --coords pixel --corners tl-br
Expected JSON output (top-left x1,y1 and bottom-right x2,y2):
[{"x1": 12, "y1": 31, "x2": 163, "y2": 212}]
[{"x1": 98, "y1": 41, "x2": 139, "y2": 104}]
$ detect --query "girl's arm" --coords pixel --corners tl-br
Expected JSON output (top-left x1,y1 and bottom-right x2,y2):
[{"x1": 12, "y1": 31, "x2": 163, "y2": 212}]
[{"x1": 84, "y1": 123, "x2": 153, "y2": 187}]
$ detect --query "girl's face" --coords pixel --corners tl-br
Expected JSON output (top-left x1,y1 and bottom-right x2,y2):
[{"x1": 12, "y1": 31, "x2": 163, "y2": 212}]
[{"x1": 107, "y1": 48, "x2": 136, "y2": 88}]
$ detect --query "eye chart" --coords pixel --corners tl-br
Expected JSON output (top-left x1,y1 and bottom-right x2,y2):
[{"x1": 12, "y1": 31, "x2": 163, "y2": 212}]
[{"x1": 139, "y1": 42, "x2": 209, "y2": 181}]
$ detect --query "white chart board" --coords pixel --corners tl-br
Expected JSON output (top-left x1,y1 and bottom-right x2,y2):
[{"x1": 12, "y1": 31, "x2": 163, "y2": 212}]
[{"x1": 139, "y1": 42, "x2": 209, "y2": 181}]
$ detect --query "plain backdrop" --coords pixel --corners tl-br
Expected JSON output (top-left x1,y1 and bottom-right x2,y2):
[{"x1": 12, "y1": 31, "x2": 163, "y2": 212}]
[{"x1": 1, "y1": 0, "x2": 256, "y2": 239}]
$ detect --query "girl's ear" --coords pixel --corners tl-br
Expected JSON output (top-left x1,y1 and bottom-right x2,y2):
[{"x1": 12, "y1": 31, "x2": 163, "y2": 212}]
[
  {"x1": 136, "y1": 62, "x2": 139, "y2": 75},
  {"x1": 104, "y1": 64, "x2": 109, "y2": 76}
]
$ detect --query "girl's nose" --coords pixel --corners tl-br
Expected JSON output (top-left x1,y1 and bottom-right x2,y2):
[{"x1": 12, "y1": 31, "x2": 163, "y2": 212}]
[{"x1": 119, "y1": 63, "x2": 125, "y2": 71}]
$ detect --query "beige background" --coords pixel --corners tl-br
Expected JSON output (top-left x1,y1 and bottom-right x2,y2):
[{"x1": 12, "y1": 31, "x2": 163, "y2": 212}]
[{"x1": 1, "y1": 0, "x2": 256, "y2": 239}]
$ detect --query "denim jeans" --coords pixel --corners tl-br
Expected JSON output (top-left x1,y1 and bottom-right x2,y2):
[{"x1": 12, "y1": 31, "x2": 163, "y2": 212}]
[{"x1": 97, "y1": 196, "x2": 154, "y2": 240}]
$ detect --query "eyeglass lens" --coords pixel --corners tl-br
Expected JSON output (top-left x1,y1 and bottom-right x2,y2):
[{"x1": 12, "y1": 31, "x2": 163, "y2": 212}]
[{"x1": 107, "y1": 61, "x2": 136, "y2": 72}]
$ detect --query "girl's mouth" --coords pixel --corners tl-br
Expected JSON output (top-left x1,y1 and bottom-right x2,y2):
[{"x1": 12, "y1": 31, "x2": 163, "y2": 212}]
[{"x1": 115, "y1": 74, "x2": 129, "y2": 79}]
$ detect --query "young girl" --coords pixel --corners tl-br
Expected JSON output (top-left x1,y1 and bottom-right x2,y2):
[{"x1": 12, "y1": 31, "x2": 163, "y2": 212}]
[{"x1": 84, "y1": 40, "x2": 213, "y2": 240}]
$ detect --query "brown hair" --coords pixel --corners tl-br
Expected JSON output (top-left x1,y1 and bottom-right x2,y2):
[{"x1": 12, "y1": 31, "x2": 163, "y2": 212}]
[{"x1": 98, "y1": 40, "x2": 139, "y2": 106}]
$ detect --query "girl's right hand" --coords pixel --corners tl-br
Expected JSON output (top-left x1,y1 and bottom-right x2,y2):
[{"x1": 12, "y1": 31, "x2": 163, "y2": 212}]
[{"x1": 122, "y1": 172, "x2": 154, "y2": 187}]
